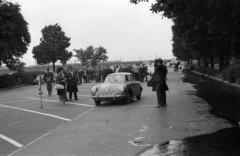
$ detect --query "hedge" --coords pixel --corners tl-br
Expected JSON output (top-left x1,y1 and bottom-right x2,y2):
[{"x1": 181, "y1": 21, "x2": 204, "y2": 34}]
[
  {"x1": 0, "y1": 71, "x2": 45, "y2": 89},
  {"x1": 222, "y1": 65, "x2": 240, "y2": 83},
  {"x1": 0, "y1": 74, "x2": 17, "y2": 88}
]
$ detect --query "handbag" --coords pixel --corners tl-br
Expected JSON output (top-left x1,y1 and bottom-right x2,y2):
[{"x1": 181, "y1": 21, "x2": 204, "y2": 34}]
[{"x1": 55, "y1": 84, "x2": 64, "y2": 90}]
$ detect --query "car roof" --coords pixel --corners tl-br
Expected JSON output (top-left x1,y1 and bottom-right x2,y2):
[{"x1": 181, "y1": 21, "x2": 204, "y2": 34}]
[{"x1": 108, "y1": 72, "x2": 132, "y2": 76}]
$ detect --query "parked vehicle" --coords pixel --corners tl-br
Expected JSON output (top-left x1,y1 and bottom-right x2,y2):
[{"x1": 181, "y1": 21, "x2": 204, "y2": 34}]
[
  {"x1": 33, "y1": 75, "x2": 45, "y2": 85},
  {"x1": 90, "y1": 72, "x2": 143, "y2": 106}
]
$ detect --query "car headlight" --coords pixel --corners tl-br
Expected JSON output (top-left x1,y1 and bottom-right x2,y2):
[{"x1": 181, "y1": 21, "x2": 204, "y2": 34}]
[
  {"x1": 119, "y1": 85, "x2": 126, "y2": 92},
  {"x1": 91, "y1": 86, "x2": 98, "y2": 93}
]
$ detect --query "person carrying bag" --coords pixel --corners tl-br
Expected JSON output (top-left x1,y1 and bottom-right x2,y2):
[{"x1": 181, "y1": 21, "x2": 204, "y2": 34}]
[{"x1": 147, "y1": 58, "x2": 169, "y2": 108}]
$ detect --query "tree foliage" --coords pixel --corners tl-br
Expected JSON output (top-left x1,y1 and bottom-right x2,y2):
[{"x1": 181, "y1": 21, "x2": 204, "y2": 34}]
[
  {"x1": 32, "y1": 23, "x2": 72, "y2": 71},
  {"x1": 8, "y1": 59, "x2": 25, "y2": 73},
  {"x1": 74, "y1": 46, "x2": 108, "y2": 66},
  {"x1": 130, "y1": 0, "x2": 240, "y2": 62},
  {"x1": 0, "y1": 0, "x2": 31, "y2": 67}
]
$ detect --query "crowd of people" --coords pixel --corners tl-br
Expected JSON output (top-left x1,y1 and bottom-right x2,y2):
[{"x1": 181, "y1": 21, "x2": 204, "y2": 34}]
[{"x1": 42, "y1": 63, "x2": 150, "y2": 105}]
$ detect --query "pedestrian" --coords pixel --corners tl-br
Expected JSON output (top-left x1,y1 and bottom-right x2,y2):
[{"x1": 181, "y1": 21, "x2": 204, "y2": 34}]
[
  {"x1": 133, "y1": 64, "x2": 139, "y2": 81},
  {"x1": 66, "y1": 66, "x2": 79, "y2": 101},
  {"x1": 43, "y1": 68, "x2": 53, "y2": 96},
  {"x1": 55, "y1": 67, "x2": 67, "y2": 105},
  {"x1": 147, "y1": 58, "x2": 169, "y2": 108},
  {"x1": 174, "y1": 62, "x2": 180, "y2": 72},
  {"x1": 78, "y1": 67, "x2": 84, "y2": 85},
  {"x1": 138, "y1": 64, "x2": 144, "y2": 82},
  {"x1": 143, "y1": 64, "x2": 148, "y2": 82}
]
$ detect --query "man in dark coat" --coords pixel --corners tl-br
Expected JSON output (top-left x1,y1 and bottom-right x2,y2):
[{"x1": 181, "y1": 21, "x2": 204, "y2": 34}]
[
  {"x1": 147, "y1": 58, "x2": 168, "y2": 107},
  {"x1": 66, "y1": 66, "x2": 79, "y2": 101}
]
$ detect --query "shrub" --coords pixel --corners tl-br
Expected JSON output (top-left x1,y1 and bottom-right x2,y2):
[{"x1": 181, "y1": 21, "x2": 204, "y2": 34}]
[
  {"x1": 0, "y1": 74, "x2": 17, "y2": 88},
  {"x1": 205, "y1": 67, "x2": 220, "y2": 76},
  {"x1": 195, "y1": 66, "x2": 207, "y2": 73},
  {"x1": 222, "y1": 65, "x2": 240, "y2": 83},
  {"x1": 0, "y1": 71, "x2": 45, "y2": 89}
]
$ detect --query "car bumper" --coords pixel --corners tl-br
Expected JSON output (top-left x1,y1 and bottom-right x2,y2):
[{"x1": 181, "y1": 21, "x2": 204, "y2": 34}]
[{"x1": 90, "y1": 94, "x2": 126, "y2": 101}]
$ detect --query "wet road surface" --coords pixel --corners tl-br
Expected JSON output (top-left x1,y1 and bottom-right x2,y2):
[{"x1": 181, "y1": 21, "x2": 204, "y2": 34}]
[
  {"x1": 135, "y1": 71, "x2": 240, "y2": 156},
  {"x1": 135, "y1": 128, "x2": 240, "y2": 156}
]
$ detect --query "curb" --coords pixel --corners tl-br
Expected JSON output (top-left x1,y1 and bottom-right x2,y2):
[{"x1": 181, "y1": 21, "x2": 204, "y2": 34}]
[
  {"x1": 191, "y1": 71, "x2": 240, "y2": 88},
  {"x1": 0, "y1": 84, "x2": 34, "y2": 91}
]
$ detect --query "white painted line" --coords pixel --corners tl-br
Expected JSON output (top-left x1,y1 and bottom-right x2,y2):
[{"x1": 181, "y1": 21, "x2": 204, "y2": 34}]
[
  {"x1": 0, "y1": 99, "x2": 33, "y2": 104},
  {"x1": 0, "y1": 134, "x2": 23, "y2": 148},
  {"x1": 7, "y1": 107, "x2": 94, "y2": 156},
  {"x1": 51, "y1": 93, "x2": 90, "y2": 97},
  {"x1": 138, "y1": 105, "x2": 159, "y2": 107},
  {"x1": 0, "y1": 97, "x2": 23, "y2": 101},
  {"x1": 0, "y1": 104, "x2": 70, "y2": 121},
  {"x1": 23, "y1": 97, "x2": 94, "y2": 108},
  {"x1": 66, "y1": 101, "x2": 94, "y2": 107},
  {"x1": 5, "y1": 121, "x2": 23, "y2": 127},
  {"x1": 77, "y1": 94, "x2": 90, "y2": 97}
]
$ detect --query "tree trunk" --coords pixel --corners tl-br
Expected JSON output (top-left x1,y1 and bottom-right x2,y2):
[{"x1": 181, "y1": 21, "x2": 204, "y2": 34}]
[
  {"x1": 231, "y1": 39, "x2": 236, "y2": 58},
  {"x1": 219, "y1": 55, "x2": 224, "y2": 71},
  {"x1": 210, "y1": 55, "x2": 214, "y2": 68}
]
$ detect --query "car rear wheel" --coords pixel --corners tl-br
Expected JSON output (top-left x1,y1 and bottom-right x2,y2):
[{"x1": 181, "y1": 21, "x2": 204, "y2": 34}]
[
  {"x1": 125, "y1": 92, "x2": 131, "y2": 104},
  {"x1": 136, "y1": 93, "x2": 141, "y2": 100},
  {"x1": 94, "y1": 100, "x2": 101, "y2": 106}
]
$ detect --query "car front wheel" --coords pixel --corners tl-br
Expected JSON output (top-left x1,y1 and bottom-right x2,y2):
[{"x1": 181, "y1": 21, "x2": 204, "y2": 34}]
[{"x1": 94, "y1": 100, "x2": 101, "y2": 106}]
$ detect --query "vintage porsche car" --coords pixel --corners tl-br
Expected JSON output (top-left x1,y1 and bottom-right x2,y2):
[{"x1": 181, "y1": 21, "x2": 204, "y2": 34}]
[{"x1": 90, "y1": 72, "x2": 143, "y2": 106}]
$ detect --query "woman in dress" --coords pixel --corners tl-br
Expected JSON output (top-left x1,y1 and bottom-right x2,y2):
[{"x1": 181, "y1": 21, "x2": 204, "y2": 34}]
[{"x1": 55, "y1": 67, "x2": 67, "y2": 105}]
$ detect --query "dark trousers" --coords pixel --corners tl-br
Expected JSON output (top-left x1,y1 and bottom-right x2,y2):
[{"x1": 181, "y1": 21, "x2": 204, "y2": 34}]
[
  {"x1": 134, "y1": 73, "x2": 139, "y2": 81},
  {"x1": 144, "y1": 73, "x2": 148, "y2": 82},
  {"x1": 69, "y1": 92, "x2": 77, "y2": 100},
  {"x1": 46, "y1": 82, "x2": 52, "y2": 95},
  {"x1": 156, "y1": 90, "x2": 166, "y2": 106}
]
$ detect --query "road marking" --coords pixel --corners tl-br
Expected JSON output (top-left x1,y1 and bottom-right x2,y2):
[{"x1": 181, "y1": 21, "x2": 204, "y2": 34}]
[
  {"x1": 138, "y1": 105, "x2": 159, "y2": 107},
  {"x1": 5, "y1": 121, "x2": 23, "y2": 127},
  {"x1": 77, "y1": 94, "x2": 90, "y2": 97},
  {"x1": 0, "y1": 97, "x2": 24, "y2": 102},
  {"x1": 0, "y1": 99, "x2": 33, "y2": 104},
  {"x1": 0, "y1": 104, "x2": 71, "y2": 121},
  {"x1": 0, "y1": 134, "x2": 23, "y2": 148},
  {"x1": 23, "y1": 97, "x2": 94, "y2": 107},
  {"x1": 7, "y1": 107, "x2": 94, "y2": 156},
  {"x1": 51, "y1": 93, "x2": 90, "y2": 97}
]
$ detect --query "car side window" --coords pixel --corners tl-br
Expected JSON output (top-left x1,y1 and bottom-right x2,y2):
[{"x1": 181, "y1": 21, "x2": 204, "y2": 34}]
[
  {"x1": 129, "y1": 75, "x2": 134, "y2": 82},
  {"x1": 126, "y1": 75, "x2": 131, "y2": 82}
]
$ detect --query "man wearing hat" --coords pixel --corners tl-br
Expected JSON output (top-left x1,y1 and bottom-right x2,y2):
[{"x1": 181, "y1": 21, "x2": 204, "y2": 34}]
[
  {"x1": 147, "y1": 58, "x2": 168, "y2": 107},
  {"x1": 43, "y1": 68, "x2": 53, "y2": 96}
]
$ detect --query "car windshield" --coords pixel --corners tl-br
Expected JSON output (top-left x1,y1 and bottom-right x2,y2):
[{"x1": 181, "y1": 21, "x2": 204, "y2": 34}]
[{"x1": 105, "y1": 74, "x2": 130, "y2": 83}]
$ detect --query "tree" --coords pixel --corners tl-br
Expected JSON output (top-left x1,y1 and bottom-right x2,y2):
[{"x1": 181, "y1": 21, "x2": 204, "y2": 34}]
[
  {"x1": 8, "y1": 59, "x2": 25, "y2": 73},
  {"x1": 130, "y1": 0, "x2": 240, "y2": 67},
  {"x1": 74, "y1": 46, "x2": 108, "y2": 66},
  {"x1": 32, "y1": 24, "x2": 72, "y2": 71},
  {"x1": 0, "y1": 0, "x2": 31, "y2": 67}
]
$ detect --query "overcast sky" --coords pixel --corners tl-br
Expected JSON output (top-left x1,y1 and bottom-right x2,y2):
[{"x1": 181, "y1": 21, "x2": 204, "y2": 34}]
[{"x1": 8, "y1": 0, "x2": 173, "y2": 66}]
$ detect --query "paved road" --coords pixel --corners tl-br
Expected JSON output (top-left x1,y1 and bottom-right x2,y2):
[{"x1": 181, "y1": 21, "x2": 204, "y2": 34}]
[{"x1": 0, "y1": 68, "x2": 232, "y2": 156}]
